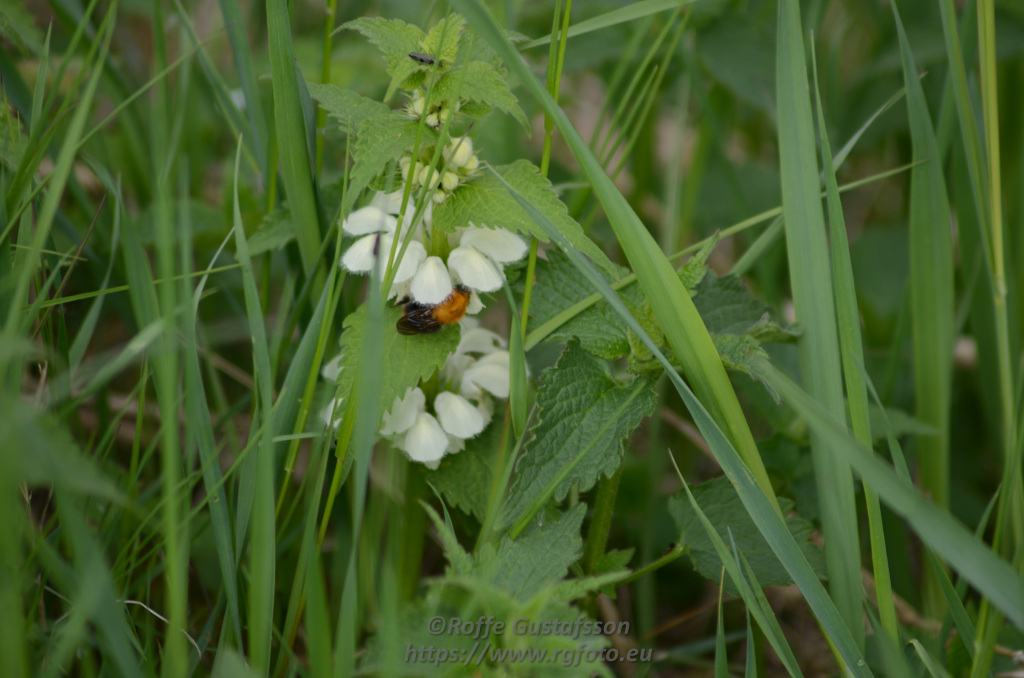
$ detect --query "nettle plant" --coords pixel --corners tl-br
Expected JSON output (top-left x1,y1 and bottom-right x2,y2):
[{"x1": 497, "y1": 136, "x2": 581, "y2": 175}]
[{"x1": 304, "y1": 12, "x2": 813, "y2": 670}]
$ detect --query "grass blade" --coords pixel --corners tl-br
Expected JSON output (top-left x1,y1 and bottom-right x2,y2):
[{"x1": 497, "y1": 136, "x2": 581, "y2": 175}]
[{"x1": 776, "y1": 0, "x2": 862, "y2": 648}]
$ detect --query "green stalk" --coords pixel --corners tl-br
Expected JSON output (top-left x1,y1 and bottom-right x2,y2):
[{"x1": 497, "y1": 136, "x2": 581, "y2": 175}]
[
  {"x1": 399, "y1": 463, "x2": 428, "y2": 600},
  {"x1": 315, "y1": 0, "x2": 339, "y2": 173},
  {"x1": 582, "y1": 468, "x2": 622, "y2": 574}
]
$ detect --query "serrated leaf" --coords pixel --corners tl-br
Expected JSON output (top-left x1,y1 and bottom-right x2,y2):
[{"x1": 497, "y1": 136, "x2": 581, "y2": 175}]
[
  {"x1": 248, "y1": 209, "x2": 294, "y2": 255},
  {"x1": 713, "y1": 334, "x2": 778, "y2": 403},
  {"x1": 488, "y1": 504, "x2": 587, "y2": 601},
  {"x1": 528, "y1": 249, "x2": 642, "y2": 359},
  {"x1": 346, "y1": 114, "x2": 438, "y2": 212},
  {"x1": 305, "y1": 83, "x2": 390, "y2": 135},
  {"x1": 335, "y1": 303, "x2": 459, "y2": 430},
  {"x1": 433, "y1": 160, "x2": 617, "y2": 278},
  {"x1": 433, "y1": 61, "x2": 528, "y2": 130},
  {"x1": 679, "y1": 231, "x2": 720, "y2": 291},
  {"x1": 342, "y1": 16, "x2": 424, "y2": 74},
  {"x1": 420, "y1": 13, "x2": 464, "y2": 67},
  {"x1": 692, "y1": 272, "x2": 797, "y2": 339},
  {"x1": 428, "y1": 419, "x2": 503, "y2": 521},
  {"x1": 668, "y1": 476, "x2": 826, "y2": 594},
  {"x1": 592, "y1": 548, "x2": 634, "y2": 597},
  {"x1": 502, "y1": 341, "x2": 656, "y2": 526}
]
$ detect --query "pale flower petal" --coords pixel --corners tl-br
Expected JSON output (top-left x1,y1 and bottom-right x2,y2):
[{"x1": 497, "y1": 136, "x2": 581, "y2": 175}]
[
  {"x1": 461, "y1": 227, "x2": 527, "y2": 263},
  {"x1": 445, "y1": 435, "x2": 465, "y2": 454},
  {"x1": 462, "y1": 351, "x2": 510, "y2": 399},
  {"x1": 320, "y1": 398, "x2": 343, "y2": 429},
  {"x1": 458, "y1": 327, "x2": 506, "y2": 354},
  {"x1": 381, "y1": 387, "x2": 425, "y2": 436},
  {"x1": 392, "y1": 240, "x2": 427, "y2": 284},
  {"x1": 341, "y1": 233, "x2": 385, "y2": 273},
  {"x1": 402, "y1": 413, "x2": 449, "y2": 463},
  {"x1": 321, "y1": 354, "x2": 343, "y2": 382},
  {"x1": 410, "y1": 256, "x2": 452, "y2": 304},
  {"x1": 447, "y1": 247, "x2": 503, "y2": 292},
  {"x1": 465, "y1": 292, "x2": 483, "y2": 315},
  {"x1": 342, "y1": 206, "x2": 397, "y2": 236},
  {"x1": 435, "y1": 391, "x2": 486, "y2": 439}
]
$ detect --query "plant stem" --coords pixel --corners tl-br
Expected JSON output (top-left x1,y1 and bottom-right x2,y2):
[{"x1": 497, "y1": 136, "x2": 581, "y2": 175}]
[
  {"x1": 583, "y1": 468, "x2": 622, "y2": 574},
  {"x1": 399, "y1": 462, "x2": 428, "y2": 600}
]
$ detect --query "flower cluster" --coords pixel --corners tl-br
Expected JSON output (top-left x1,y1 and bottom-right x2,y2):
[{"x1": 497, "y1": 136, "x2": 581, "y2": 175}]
[
  {"x1": 399, "y1": 136, "x2": 480, "y2": 205},
  {"x1": 339, "y1": 191, "x2": 527, "y2": 308},
  {"x1": 321, "y1": 319, "x2": 510, "y2": 467},
  {"x1": 406, "y1": 88, "x2": 457, "y2": 130}
]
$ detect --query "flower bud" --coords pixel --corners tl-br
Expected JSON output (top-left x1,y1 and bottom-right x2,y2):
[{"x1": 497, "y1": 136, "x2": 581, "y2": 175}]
[{"x1": 441, "y1": 171, "x2": 459, "y2": 192}]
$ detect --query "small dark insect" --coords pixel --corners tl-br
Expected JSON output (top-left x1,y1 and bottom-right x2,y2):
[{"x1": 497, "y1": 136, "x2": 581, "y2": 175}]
[
  {"x1": 396, "y1": 285, "x2": 471, "y2": 335},
  {"x1": 408, "y1": 51, "x2": 437, "y2": 65}
]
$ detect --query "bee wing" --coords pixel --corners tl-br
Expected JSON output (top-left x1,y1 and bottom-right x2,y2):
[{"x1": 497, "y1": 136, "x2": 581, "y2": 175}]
[{"x1": 397, "y1": 303, "x2": 441, "y2": 335}]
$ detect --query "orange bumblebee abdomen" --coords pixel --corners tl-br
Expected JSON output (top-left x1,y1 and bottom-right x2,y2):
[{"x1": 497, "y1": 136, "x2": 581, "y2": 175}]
[{"x1": 431, "y1": 286, "x2": 471, "y2": 325}]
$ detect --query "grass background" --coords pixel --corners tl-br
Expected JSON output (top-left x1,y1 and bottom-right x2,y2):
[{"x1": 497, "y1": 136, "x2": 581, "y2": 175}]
[{"x1": 2, "y1": 0, "x2": 1023, "y2": 675}]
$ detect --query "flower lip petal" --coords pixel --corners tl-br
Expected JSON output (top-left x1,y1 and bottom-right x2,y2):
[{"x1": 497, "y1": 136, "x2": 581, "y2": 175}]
[
  {"x1": 461, "y1": 351, "x2": 510, "y2": 399},
  {"x1": 341, "y1": 233, "x2": 389, "y2": 273},
  {"x1": 343, "y1": 206, "x2": 397, "y2": 236},
  {"x1": 434, "y1": 391, "x2": 486, "y2": 439},
  {"x1": 447, "y1": 246, "x2": 504, "y2": 293},
  {"x1": 402, "y1": 412, "x2": 449, "y2": 463},
  {"x1": 461, "y1": 226, "x2": 527, "y2": 263},
  {"x1": 392, "y1": 240, "x2": 427, "y2": 284},
  {"x1": 380, "y1": 387, "x2": 425, "y2": 436},
  {"x1": 458, "y1": 327, "x2": 506, "y2": 354},
  {"x1": 410, "y1": 256, "x2": 452, "y2": 304}
]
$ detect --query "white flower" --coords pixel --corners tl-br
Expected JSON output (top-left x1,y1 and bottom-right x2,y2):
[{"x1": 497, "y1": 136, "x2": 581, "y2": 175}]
[
  {"x1": 445, "y1": 136, "x2": 475, "y2": 169},
  {"x1": 447, "y1": 246, "x2": 504, "y2": 292},
  {"x1": 320, "y1": 397, "x2": 343, "y2": 429},
  {"x1": 435, "y1": 391, "x2": 486, "y2": 438},
  {"x1": 342, "y1": 206, "x2": 396, "y2": 236},
  {"x1": 460, "y1": 226, "x2": 528, "y2": 263},
  {"x1": 321, "y1": 354, "x2": 343, "y2": 382},
  {"x1": 462, "y1": 351, "x2": 511, "y2": 399},
  {"x1": 381, "y1": 387, "x2": 425, "y2": 435},
  {"x1": 410, "y1": 256, "x2": 452, "y2": 304},
  {"x1": 340, "y1": 232, "x2": 386, "y2": 273},
  {"x1": 458, "y1": 326, "x2": 506, "y2": 354},
  {"x1": 402, "y1": 413, "x2": 448, "y2": 463}
]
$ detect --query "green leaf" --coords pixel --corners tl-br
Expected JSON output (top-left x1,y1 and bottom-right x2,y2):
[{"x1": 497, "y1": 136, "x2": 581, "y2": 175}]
[
  {"x1": 247, "y1": 209, "x2": 294, "y2": 255},
  {"x1": 0, "y1": 100, "x2": 26, "y2": 169},
  {"x1": 305, "y1": 83, "x2": 390, "y2": 135},
  {"x1": 502, "y1": 341, "x2": 656, "y2": 529},
  {"x1": 428, "y1": 419, "x2": 503, "y2": 521},
  {"x1": 347, "y1": 113, "x2": 438, "y2": 212},
  {"x1": 335, "y1": 303, "x2": 459, "y2": 431},
  {"x1": 488, "y1": 503, "x2": 587, "y2": 601},
  {"x1": 433, "y1": 61, "x2": 528, "y2": 129},
  {"x1": 693, "y1": 273, "x2": 798, "y2": 341},
  {"x1": 421, "y1": 13, "x2": 464, "y2": 66},
  {"x1": 669, "y1": 477, "x2": 826, "y2": 594},
  {"x1": 342, "y1": 16, "x2": 424, "y2": 75},
  {"x1": 433, "y1": 159, "x2": 617, "y2": 278},
  {"x1": 526, "y1": 249, "x2": 642, "y2": 359}
]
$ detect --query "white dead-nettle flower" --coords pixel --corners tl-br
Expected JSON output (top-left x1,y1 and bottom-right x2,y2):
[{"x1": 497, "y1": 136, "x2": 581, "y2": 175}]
[
  {"x1": 340, "y1": 194, "x2": 527, "y2": 311},
  {"x1": 319, "y1": 319, "x2": 510, "y2": 468}
]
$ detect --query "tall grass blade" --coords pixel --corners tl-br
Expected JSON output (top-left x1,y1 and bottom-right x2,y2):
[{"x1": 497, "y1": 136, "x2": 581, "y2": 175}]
[{"x1": 776, "y1": 0, "x2": 862, "y2": 648}]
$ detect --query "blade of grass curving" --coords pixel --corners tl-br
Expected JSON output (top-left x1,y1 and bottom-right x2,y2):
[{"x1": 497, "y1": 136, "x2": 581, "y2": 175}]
[
  {"x1": 715, "y1": 569, "x2": 728, "y2": 678},
  {"x1": 267, "y1": 0, "x2": 324, "y2": 293},
  {"x1": 183, "y1": 228, "x2": 244, "y2": 650},
  {"x1": 777, "y1": 0, "x2": 862, "y2": 646},
  {"x1": 487, "y1": 165, "x2": 871, "y2": 675},
  {"x1": 810, "y1": 44, "x2": 897, "y2": 643},
  {"x1": 755, "y1": 358, "x2": 1024, "y2": 628},
  {"x1": 454, "y1": 0, "x2": 780, "y2": 513},
  {"x1": 230, "y1": 136, "x2": 277, "y2": 672},
  {"x1": 520, "y1": 0, "x2": 696, "y2": 49},
  {"x1": 671, "y1": 456, "x2": 804, "y2": 678}
]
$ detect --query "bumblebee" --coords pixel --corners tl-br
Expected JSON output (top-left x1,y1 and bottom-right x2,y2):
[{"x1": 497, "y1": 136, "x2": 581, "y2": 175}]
[{"x1": 396, "y1": 285, "x2": 471, "y2": 335}]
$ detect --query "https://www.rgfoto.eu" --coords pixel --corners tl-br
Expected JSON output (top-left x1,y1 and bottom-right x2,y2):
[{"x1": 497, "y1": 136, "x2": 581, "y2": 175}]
[{"x1": 404, "y1": 615, "x2": 653, "y2": 667}]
